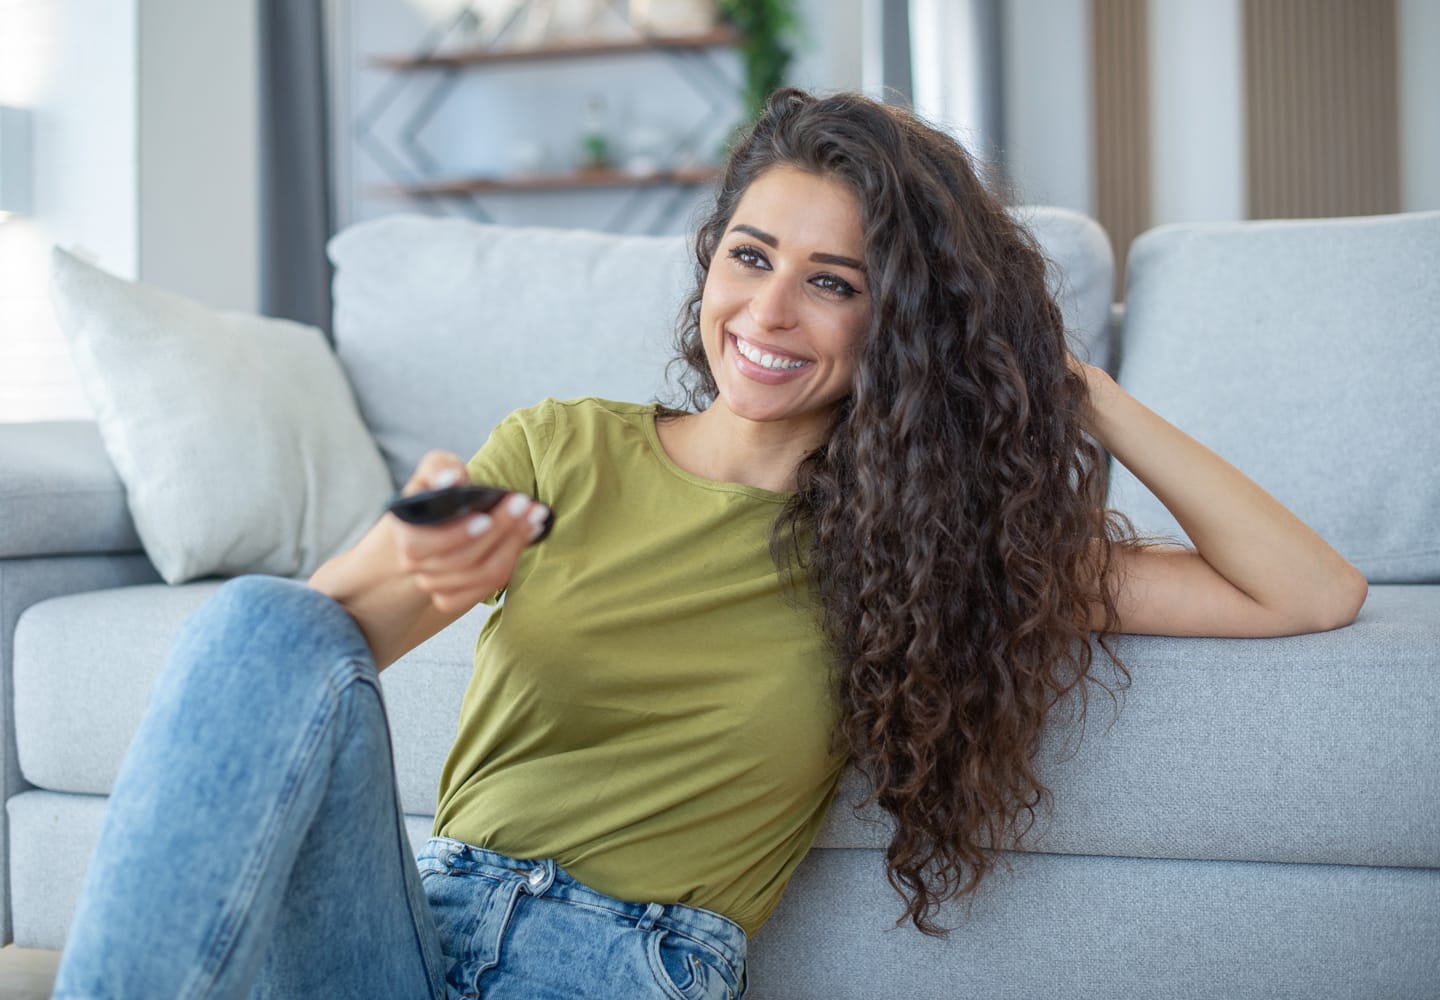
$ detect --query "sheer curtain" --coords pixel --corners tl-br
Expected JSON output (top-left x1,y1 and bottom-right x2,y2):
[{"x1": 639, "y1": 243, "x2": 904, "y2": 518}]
[
  {"x1": 905, "y1": 0, "x2": 1005, "y2": 163},
  {"x1": 861, "y1": 0, "x2": 914, "y2": 103}
]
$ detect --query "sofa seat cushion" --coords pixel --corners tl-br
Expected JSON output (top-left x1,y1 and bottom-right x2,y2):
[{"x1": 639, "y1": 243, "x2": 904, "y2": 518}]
[
  {"x1": 15, "y1": 581, "x2": 223, "y2": 797},
  {"x1": 822, "y1": 585, "x2": 1440, "y2": 868},
  {"x1": 16, "y1": 582, "x2": 1438, "y2": 869},
  {"x1": 12, "y1": 790, "x2": 1438, "y2": 992},
  {"x1": 744, "y1": 847, "x2": 1439, "y2": 999},
  {"x1": 12, "y1": 580, "x2": 491, "y2": 817},
  {"x1": 1024, "y1": 583, "x2": 1440, "y2": 868}
]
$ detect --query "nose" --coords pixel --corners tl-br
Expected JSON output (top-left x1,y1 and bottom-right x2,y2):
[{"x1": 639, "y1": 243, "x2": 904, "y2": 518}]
[{"x1": 747, "y1": 275, "x2": 800, "y2": 331}]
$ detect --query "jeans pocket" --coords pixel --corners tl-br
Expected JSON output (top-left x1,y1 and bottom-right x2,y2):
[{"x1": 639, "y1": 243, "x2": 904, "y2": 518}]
[
  {"x1": 423, "y1": 866, "x2": 524, "y2": 999},
  {"x1": 646, "y1": 930, "x2": 737, "y2": 1000}
]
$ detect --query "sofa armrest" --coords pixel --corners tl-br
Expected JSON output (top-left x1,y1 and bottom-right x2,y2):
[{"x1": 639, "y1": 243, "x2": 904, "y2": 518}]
[{"x1": 0, "y1": 421, "x2": 143, "y2": 558}]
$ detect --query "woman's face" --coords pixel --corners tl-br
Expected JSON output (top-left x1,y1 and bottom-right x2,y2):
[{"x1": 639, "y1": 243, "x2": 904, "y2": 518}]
[{"x1": 700, "y1": 165, "x2": 870, "y2": 436}]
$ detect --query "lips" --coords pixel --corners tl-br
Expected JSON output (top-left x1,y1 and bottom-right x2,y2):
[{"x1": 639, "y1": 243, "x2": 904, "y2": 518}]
[{"x1": 730, "y1": 333, "x2": 814, "y2": 374}]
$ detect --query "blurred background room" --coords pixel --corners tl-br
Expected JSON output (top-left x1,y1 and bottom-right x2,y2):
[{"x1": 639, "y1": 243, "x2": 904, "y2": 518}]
[{"x1": 1, "y1": 0, "x2": 1437, "y2": 423}]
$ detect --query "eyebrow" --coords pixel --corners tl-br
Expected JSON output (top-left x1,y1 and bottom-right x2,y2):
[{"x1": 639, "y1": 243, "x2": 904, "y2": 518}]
[{"x1": 730, "y1": 224, "x2": 866, "y2": 272}]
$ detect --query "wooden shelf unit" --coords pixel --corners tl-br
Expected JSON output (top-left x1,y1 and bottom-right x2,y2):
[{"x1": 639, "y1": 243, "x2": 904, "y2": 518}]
[
  {"x1": 363, "y1": 11, "x2": 742, "y2": 229},
  {"x1": 395, "y1": 165, "x2": 722, "y2": 198},
  {"x1": 373, "y1": 27, "x2": 740, "y2": 70}
]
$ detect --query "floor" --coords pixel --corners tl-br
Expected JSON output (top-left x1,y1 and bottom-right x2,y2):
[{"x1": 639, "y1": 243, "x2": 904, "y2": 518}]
[{"x1": 0, "y1": 947, "x2": 59, "y2": 1000}]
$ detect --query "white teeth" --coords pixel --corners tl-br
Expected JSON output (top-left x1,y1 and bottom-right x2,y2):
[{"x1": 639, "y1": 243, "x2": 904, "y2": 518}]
[{"x1": 735, "y1": 336, "x2": 808, "y2": 370}]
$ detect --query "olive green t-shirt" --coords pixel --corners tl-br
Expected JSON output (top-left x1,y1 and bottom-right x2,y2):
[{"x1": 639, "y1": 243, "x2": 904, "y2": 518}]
[{"x1": 433, "y1": 397, "x2": 844, "y2": 935}]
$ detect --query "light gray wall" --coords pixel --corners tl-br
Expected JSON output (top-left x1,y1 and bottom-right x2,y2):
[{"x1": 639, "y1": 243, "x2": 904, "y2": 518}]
[
  {"x1": 1148, "y1": 0, "x2": 1245, "y2": 226},
  {"x1": 139, "y1": 0, "x2": 260, "y2": 312},
  {"x1": 790, "y1": 0, "x2": 864, "y2": 95},
  {"x1": 1001, "y1": 0, "x2": 1093, "y2": 214},
  {"x1": 1399, "y1": 0, "x2": 1440, "y2": 212}
]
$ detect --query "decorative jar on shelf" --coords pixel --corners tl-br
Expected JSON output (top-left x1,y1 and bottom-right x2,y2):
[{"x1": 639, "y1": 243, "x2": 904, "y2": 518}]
[
  {"x1": 628, "y1": 0, "x2": 717, "y2": 36},
  {"x1": 623, "y1": 125, "x2": 670, "y2": 176}
]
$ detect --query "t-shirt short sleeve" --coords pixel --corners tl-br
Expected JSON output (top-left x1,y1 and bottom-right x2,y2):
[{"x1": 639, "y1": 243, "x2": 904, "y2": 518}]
[
  {"x1": 464, "y1": 398, "x2": 558, "y2": 501},
  {"x1": 462, "y1": 399, "x2": 558, "y2": 604}
]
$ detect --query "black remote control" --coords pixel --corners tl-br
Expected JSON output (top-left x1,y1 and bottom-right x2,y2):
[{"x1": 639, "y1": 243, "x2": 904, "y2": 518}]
[{"x1": 385, "y1": 484, "x2": 555, "y2": 542}]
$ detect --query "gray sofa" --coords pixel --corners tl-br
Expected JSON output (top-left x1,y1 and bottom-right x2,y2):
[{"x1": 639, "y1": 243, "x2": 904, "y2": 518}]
[{"x1": 3, "y1": 206, "x2": 1437, "y2": 998}]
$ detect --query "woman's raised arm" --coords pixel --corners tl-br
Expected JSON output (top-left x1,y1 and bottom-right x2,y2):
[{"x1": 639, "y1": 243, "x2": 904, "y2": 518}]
[{"x1": 1075, "y1": 360, "x2": 1369, "y2": 637}]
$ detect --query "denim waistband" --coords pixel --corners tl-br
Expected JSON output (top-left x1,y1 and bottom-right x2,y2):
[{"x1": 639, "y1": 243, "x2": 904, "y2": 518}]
[{"x1": 419, "y1": 836, "x2": 748, "y2": 979}]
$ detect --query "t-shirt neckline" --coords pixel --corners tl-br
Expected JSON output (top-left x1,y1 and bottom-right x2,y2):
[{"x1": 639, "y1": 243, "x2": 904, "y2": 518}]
[{"x1": 641, "y1": 405, "x2": 793, "y2": 503}]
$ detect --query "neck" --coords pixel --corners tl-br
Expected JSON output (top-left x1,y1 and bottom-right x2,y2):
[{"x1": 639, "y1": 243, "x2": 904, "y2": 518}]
[{"x1": 658, "y1": 401, "x2": 832, "y2": 493}]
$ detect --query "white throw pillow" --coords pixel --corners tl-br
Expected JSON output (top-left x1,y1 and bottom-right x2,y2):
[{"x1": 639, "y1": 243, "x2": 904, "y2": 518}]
[{"x1": 49, "y1": 247, "x2": 393, "y2": 584}]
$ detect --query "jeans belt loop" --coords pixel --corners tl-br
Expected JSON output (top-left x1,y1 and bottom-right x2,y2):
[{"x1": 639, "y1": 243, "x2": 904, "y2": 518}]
[{"x1": 637, "y1": 901, "x2": 665, "y2": 931}]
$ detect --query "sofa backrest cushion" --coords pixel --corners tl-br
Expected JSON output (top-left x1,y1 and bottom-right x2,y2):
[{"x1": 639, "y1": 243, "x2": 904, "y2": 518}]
[
  {"x1": 1013, "y1": 205, "x2": 1116, "y2": 372},
  {"x1": 330, "y1": 218, "x2": 692, "y2": 486},
  {"x1": 1107, "y1": 210, "x2": 1440, "y2": 583},
  {"x1": 329, "y1": 208, "x2": 1115, "y2": 486}
]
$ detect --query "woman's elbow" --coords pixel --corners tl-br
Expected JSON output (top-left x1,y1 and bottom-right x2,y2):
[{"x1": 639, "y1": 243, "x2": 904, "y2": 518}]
[{"x1": 1307, "y1": 564, "x2": 1369, "y2": 632}]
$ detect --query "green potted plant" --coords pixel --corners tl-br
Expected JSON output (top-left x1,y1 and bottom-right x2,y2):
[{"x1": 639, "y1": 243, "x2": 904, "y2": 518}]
[{"x1": 718, "y1": 0, "x2": 800, "y2": 123}]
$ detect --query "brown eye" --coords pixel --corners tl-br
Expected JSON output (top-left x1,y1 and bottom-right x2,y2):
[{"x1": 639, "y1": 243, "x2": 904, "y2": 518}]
[
  {"x1": 812, "y1": 274, "x2": 859, "y2": 298},
  {"x1": 727, "y1": 245, "x2": 769, "y2": 270}
]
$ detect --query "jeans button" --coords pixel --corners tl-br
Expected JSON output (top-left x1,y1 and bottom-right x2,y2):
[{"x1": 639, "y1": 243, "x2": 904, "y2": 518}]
[{"x1": 527, "y1": 867, "x2": 546, "y2": 888}]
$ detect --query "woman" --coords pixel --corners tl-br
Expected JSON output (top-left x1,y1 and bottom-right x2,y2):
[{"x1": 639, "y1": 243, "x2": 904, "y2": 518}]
[{"x1": 54, "y1": 89, "x2": 1365, "y2": 999}]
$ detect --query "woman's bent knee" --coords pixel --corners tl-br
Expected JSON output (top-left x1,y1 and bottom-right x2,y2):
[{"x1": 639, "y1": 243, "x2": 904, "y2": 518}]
[{"x1": 169, "y1": 575, "x2": 376, "y2": 692}]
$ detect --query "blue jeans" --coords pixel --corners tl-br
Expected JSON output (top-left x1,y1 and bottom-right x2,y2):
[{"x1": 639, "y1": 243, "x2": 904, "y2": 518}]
[{"x1": 53, "y1": 576, "x2": 747, "y2": 1000}]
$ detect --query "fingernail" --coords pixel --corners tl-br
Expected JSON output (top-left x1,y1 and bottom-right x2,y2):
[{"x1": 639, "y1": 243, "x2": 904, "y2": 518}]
[
  {"x1": 466, "y1": 513, "x2": 493, "y2": 537},
  {"x1": 526, "y1": 505, "x2": 549, "y2": 526},
  {"x1": 434, "y1": 469, "x2": 462, "y2": 489},
  {"x1": 505, "y1": 493, "x2": 531, "y2": 517}
]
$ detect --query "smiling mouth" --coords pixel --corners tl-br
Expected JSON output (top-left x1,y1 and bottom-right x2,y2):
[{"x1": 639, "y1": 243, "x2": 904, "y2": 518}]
[{"x1": 731, "y1": 333, "x2": 813, "y2": 371}]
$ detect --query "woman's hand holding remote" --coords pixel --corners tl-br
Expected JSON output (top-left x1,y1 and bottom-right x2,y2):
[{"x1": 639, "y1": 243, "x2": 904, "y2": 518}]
[
  {"x1": 389, "y1": 451, "x2": 550, "y2": 615},
  {"x1": 309, "y1": 451, "x2": 548, "y2": 669}
]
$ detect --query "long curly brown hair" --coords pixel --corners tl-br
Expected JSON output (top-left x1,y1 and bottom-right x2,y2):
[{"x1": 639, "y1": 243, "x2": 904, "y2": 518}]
[{"x1": 671, "y1": 89, "x2": 1134, "y2": 935}]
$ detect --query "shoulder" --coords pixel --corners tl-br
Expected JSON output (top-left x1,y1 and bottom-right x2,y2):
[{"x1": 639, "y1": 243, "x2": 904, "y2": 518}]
[
  {"x1": 495, "y1": 396, "x2": 649, "y2": 437},
  {"x1": 495, "y1": 397, "x2": 661, "y2": 464},
  {"x1": 538, "y1": 397, "x2": 662, "y2": 437},
  {"x1": 548, "y1": 396, "x2": 657, "y2": 420}
]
